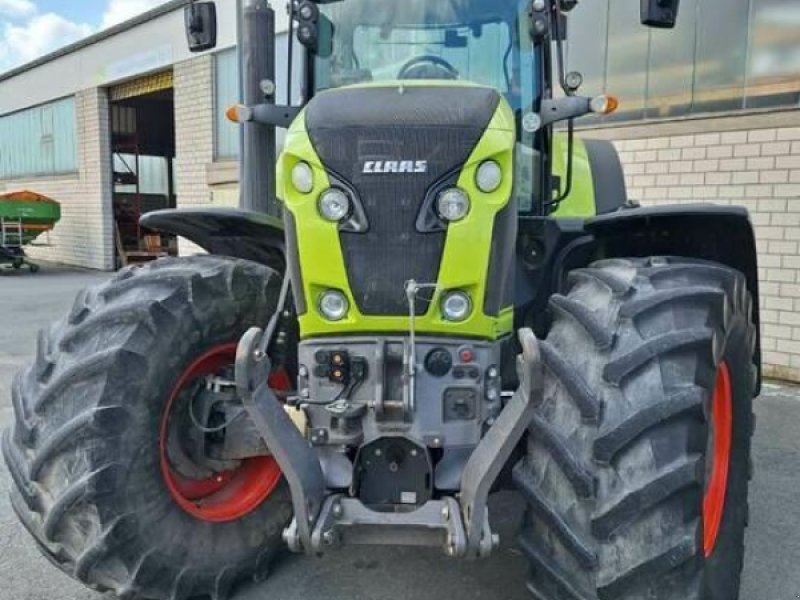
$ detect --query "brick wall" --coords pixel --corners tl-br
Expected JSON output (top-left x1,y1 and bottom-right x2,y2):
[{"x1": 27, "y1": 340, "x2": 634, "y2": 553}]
[
  {"x1": 584, "y1": 110, "x2": 800, "y2": 382},
  {"x1": 0, "y1": 88, "x2": 114, "y2": 270},
  {"x1": 174, "y1": 54, "x2": 215, "y2": 257}
]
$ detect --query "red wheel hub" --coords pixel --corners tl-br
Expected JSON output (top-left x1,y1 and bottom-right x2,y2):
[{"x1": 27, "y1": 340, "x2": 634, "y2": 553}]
[
  {"x1": 703, "y1": 361, "x2": 733, "y2": 557},
  {"x1": 159, "y1": 344, "x2": 284, "y2": 522}
]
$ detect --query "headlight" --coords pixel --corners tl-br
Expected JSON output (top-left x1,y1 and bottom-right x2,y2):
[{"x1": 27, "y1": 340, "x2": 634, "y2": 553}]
[
  {"x1": 291, "y1": 161, "x2": 315, "y2": 194},
  {"x1": 476, "y1": 160, "x2": 503, "y2": 193},
  {"x1": 436, "y1": 188, "x2": 471, "y2": 222},
  {"x1": 441, "y1": 291, "x2": 472, "y2": 322},
  {"x1": 319, "y1": 290, "x2": 349, "y2": 321},
  {"x1": 318, "y1": 188, "x2": 351, "y2": 222}
]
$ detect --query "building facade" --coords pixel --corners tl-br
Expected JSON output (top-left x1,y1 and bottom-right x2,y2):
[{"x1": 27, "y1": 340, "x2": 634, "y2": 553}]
[
  {"x1": 0, "y1": 0, "x2": 799, "y2": 379},
  {"x1": 568, "y1": 0, "x2": 800, "y2": 380}
]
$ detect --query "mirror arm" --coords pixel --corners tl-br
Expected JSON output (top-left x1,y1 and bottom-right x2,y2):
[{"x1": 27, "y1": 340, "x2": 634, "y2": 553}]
[
  {"x1": 233, "y1": 104, "x2": 303, "y2": 129},
  {"x1": 538, "y1": 96, "x2": 591, "y2": 128}
]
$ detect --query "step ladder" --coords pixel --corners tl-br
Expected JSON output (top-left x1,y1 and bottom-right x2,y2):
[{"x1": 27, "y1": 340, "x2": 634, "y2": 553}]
[
  {"x1": 1, "y1": 218, "x2": 24, "y2": 249},
  {"x1": 0, "y1": 218, "x2": 39, "y2": 272}
]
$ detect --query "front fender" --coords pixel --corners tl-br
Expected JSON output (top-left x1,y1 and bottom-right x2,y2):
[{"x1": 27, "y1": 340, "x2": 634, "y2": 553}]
[
  {"x1": 586, "y1": 204, "x2": 762, "y2": 392},
  {"x1": 140, "y1": 208, "x2": 286, "y2": 272}
]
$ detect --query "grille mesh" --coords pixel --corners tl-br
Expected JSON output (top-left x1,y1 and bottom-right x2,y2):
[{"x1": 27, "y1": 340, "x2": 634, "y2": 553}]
[{"x1": 306, "y1": 86, "x2": 500, "y2": 316}]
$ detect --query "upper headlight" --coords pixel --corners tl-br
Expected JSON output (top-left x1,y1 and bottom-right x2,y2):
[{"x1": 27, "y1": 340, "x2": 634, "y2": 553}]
[
  {"x1": 476, "y1": 160, "x2": 503, "y2": 193},
  {"x1": 436, "y1": 188, "x2": 471, "y2": 222},
  {"x1": 318, "y1": 188, "x2": 351, "y2": 222},
  {"x1": 291, "y1": 161, "x2": 315, "y2": 194}
]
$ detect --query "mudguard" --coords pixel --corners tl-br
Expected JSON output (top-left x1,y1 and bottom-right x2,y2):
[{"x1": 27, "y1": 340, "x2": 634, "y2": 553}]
[
  {"x1": 587, "y1": 204, "x2": 762, "y2": 391},
  {"x1": 140, "y1": 207, "x2": 286, "y2": 271},
  {"x1": 515, "y1": 204, "x2": 761, "y2": 392},
  {"x1": 586, "y1": 204, "x2": 759, "y2": 299}
]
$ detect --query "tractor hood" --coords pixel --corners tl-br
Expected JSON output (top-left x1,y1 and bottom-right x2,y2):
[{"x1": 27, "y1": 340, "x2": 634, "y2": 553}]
[{"x1": 277, "y1": 83, "x2": 517, "y2": 340}]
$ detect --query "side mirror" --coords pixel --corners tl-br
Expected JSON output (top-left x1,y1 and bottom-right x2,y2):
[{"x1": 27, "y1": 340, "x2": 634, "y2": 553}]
[
  {"x1": 641, "y1": 0, "x2": 680, "y2": 29},
  {"x1": 185, "y1": 2, "x2": 217, "y2": 53}
]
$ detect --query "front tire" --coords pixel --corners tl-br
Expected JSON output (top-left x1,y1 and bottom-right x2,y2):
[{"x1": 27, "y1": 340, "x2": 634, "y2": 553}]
[
  {"x1": 516, "y1": 257, "x2": 756, "y2": 599},
  {"x1": 2, "y1": 256, "x2": 293, "y2": 600}
]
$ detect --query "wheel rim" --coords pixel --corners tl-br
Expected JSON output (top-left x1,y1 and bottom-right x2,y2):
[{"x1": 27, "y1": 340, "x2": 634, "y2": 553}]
[
  {"x1": 703, "y1": 361, "x2": 733, "y2": 557},
  {"x1": 159, "y1": 344, "x2": 283, "y2": 522}
]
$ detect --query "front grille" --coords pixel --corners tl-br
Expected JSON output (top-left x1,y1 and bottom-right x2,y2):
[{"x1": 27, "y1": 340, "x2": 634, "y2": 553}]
[
  {"x1": 334, "y1": 126, "x2": 479, "y2": 316},
  {"x1": 339, "y1": 141, "x2": 446, "y2": 315},
  {"x1": 305, "y1": 86, "x2": 501, "y2": 316}
]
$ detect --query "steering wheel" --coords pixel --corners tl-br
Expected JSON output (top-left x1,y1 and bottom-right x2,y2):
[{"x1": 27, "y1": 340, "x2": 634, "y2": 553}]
[{"x1": 398, "y1": 55, "x2": 459, "y2": 80}]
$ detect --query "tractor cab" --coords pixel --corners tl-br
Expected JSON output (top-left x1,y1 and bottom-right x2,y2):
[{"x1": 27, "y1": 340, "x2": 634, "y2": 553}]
[
  {"x1": 308, "y1": 0, "x2": 544, "y2": 212},
  {"x1": 311, "y1": 0, "x2": 539, "y2": 105}
]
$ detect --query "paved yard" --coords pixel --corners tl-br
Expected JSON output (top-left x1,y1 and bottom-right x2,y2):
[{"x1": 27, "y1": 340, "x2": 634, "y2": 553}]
[{"x1": 1, "y1": 264, "x2": 799, "y2": 600}]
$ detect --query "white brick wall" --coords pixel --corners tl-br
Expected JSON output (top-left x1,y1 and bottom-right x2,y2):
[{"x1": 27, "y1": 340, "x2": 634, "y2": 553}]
[
  {"x1": 174, "y1": 55, "x2": 215, "y2": 257},
  {"x1": 0, "y1": 56, "x2": 218, "y2": 266},
  {"x1": 585, "y1": 111, "x2": 800, "y2": 382},
  {"x1": 0, "y1": 88, "x2": 114, "y2": 270}
]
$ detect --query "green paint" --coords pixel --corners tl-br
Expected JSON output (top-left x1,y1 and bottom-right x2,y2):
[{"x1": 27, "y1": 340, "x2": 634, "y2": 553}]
[
  {"x1": 0, "y1": 196, "x2": 61, "y2": 245},
  {"x1": 551, "y1": 133, "x2": 598, "y2": 218},
  {"x1": 277, "y1": 86, "x2": 516, "y2": 340},
  {"x1": 0, "y1": 198, "x2": 60, "y2": 224}
]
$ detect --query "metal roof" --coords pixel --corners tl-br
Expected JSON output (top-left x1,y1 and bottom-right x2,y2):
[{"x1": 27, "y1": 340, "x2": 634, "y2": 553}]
[{"x1": 0, "y1": 0, "x2": 191, "y2": 84}]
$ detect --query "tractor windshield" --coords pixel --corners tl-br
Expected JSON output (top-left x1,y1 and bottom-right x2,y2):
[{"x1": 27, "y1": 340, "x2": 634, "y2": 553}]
[{"x1": 314, "y1": 0, "x2": 540, "y2": 113}]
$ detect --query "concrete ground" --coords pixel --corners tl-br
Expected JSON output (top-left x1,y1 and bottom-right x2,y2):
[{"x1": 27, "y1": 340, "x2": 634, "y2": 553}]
[{"x1": 1, "y1": 264, "x2": 799, "y2": 600}]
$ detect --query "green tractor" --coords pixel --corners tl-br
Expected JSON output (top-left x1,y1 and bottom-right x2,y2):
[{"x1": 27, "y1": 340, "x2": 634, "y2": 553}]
[{"x1": 3, "y1": 0, "x2": 761, "y2": 599}]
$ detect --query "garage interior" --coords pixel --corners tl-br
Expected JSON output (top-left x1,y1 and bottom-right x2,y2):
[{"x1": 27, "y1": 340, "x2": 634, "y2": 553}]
[{"x1": 110, "y1": 71, "x2": 177, "y2": 268}]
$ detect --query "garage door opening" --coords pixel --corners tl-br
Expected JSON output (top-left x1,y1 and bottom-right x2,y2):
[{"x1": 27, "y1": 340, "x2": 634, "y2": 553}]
[{"x1": 110, "y1": 71, "x2": 176, "y2": 268}]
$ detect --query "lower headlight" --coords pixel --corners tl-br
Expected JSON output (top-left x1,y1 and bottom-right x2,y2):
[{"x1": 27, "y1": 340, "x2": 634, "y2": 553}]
[
  {"x1": 441, "y1": 291, "x2": 472, "y2": 322},
  {"x1": 319, "y1": 290, "x2": 349, "y2": 321}
]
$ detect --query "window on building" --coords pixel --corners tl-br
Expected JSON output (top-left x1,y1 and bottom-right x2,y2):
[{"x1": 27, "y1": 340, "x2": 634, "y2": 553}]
[
  {"x1": 746, "y1": 0, "x2": 800, "y2": 109},
  {"x1": 565, "y1": 0, "x2": 608, "y2": 96},
  {"x1": 215, "y1": 48, "x2": 240, "y2": 159},
  {"x1": 647, "y1": 0, "x2": 697, "y2": 118},
  {"x1": 566, "y1": 0, "x2": 800, "y2": 121},
  {"x1": 214, "y1": 36, "x2": 305, "y2": 160},
  {"x1": 0, "y1": 97, "x2": 77, "y2": 179},
  {"x1": 693, "y1": 0, "x2": 750, "y2": 113},
  {"x1": 604, "y1": 0, "x2": 649, "y2": 121}
]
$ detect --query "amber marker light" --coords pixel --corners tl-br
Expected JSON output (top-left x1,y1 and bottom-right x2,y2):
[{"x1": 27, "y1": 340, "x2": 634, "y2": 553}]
[
  {"x1": 590, "y1": 95, "x2": 619, "y2": 115},
  {"x1": 226, "y1": 104, "x2": 254, "y2": 123}
]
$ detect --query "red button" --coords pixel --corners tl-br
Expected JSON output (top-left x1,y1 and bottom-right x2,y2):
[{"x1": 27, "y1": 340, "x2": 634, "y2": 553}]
[{"x1": 459, "y1": 348, "x2": 473, "y2": 363}]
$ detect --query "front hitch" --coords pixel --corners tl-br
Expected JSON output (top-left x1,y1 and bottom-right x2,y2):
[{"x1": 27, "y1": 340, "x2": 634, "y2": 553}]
[
  {"x1": 236, "y1": 327, "x2": 326, "y2": 554},
  {"x1": 236, "y1": 327, "x2": 543, "y2": 558},
  {"x1": 459, "y1": 328, "x2": 542, "y2": 557}
]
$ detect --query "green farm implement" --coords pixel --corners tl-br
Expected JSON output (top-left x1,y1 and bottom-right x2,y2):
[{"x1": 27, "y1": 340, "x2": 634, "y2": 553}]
[{"x1": 0, "y1": 191, "x2": 60, "y2": 272}]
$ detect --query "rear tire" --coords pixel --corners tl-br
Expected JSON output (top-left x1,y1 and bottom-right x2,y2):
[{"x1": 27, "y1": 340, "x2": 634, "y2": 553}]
[
  {"x1": 515, "y1": 257, "x2": 756, "y2": 599},
  {"x1": 2, "y1": 256, "x2": 293, "y2": 600}
]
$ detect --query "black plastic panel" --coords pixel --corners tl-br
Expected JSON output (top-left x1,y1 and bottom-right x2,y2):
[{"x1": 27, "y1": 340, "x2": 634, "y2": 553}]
[{"x1": 305, "y1": 85, "x2": 500, "y2": 316}]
